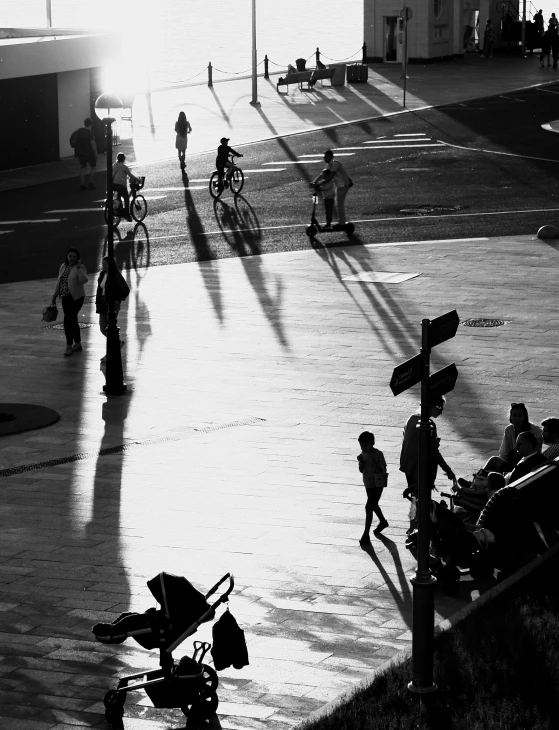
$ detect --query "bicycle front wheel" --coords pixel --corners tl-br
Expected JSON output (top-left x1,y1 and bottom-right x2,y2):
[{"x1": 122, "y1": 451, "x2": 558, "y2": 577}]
[
  {"x1": 130, "y1": 194, "x2": 147, "y2": 222},
  {"x1": 230, "y1": 167, "x2": 244, "y2": 195},
  {"x1": 209, "y1": 171, "x2": 223, "y2": 199}
]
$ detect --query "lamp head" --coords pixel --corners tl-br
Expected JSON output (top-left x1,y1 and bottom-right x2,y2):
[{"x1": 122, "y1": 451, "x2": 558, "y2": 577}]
[{"x1": 94, "y1": 93, "x2": 123, "y2": 122}]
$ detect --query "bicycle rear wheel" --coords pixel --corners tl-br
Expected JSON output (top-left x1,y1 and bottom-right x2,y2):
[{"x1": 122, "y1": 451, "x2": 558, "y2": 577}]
[
  {"x1": 130, "y1": 194, "x2": 147, "y2": 222},
  {"x1": 209, "y1": 171, "x2": 223, "y2": 199},
  {"x1": 230, "y1": 167, "x2": 244, "y2": 195}
]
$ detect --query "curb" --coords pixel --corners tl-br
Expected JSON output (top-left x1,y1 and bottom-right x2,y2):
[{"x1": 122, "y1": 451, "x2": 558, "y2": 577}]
[{"x1": 295, "y1": 543, "x2": 559, "y2": 729}]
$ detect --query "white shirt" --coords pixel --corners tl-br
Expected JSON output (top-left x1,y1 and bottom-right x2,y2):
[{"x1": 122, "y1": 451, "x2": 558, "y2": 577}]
[{"x1": 327, "y1": 159, "x2": 350, "y2": 188}]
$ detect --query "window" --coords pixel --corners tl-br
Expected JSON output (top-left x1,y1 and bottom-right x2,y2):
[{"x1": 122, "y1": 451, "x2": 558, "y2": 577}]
[
  {"x1": 433, "y1": 24, "x2": 449, "y2": 42},
  {"x1": 434, "y1": 0, "x2": 444, "y2": 18}
]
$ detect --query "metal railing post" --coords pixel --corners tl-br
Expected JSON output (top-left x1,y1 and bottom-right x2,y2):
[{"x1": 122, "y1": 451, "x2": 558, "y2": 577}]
[
  {"x1": 208, "y1": 62, "x2": 213, "y2": 87},
  {"x1": 316, "y1": 47, "x2": 320, "y2": 66},
  {"x1": 264, "y1": 54, "x2": 269, "y2": 79},
  {"x1": 362, "y1": 42, "x2": 367, "y2": 63}
]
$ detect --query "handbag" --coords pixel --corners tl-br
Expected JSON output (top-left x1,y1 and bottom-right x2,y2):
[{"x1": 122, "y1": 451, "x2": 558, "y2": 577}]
[{"x1": 42, "y1": 304, "x2": 58, "y2": 323}]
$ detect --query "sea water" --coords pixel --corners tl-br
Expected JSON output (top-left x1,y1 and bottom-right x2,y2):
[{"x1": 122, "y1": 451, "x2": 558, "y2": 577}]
[{"x1": 3, "y1": 0, "x2": 364, "y2": 91}]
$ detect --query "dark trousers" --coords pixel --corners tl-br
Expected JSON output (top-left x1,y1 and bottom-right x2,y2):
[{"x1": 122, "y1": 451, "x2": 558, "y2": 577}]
[
  {"x1": 114, "y1": 183, "x2": 129, "y2": 215},
  {"x1": 61, "y1": 295, "x2": 84, "y2": 345},
  {"x1": 323, "y1": 198, "x2": 335, "y2": 225}
]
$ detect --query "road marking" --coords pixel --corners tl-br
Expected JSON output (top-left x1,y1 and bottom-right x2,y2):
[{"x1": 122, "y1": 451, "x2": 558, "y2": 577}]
[
  {"x1": 0, "y1": 218, "x2": 64, "y2": 224},
  {"x1": 129, "y1": 208, "x2": 559, "y2": 243},
  {"x1": 297, "y1": 153, "x2": 355, "y2": 157},
  {"x1": 363, "y1": 143, "x2": 444, "y2": 149},
  {"x1": 262, "y1": 160, "x2": 324, "y2": 165},
  {"x1": 44, "y1": 209, "x2": 102, "y2": 213},
  {"x1": 438, "y1": 140, "x2": 559, "y2": 163},
  {"x1": 0, "y1": 230, "x2": 15, "y2": 234},
  {"x1": 242, "y1": 169, "x2": 286, "y2": 173},
  {"x1": 541, "y1": 122, "x2": 559, "y2": 133},
  {"x1": 363, "y1": 139, "x2": 436, "y2": 144},
  {"x1": 394, "y1": 133, "x2": 427, "y2": 136}
]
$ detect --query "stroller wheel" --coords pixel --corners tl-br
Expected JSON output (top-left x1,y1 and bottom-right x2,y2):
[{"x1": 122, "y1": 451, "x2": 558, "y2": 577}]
[
  {"x1": 201, "y1": 663, "x2": 219, "y2": 691},
  {"x1": 188, "y1": 687, "x2": 219, "y2": 721}
]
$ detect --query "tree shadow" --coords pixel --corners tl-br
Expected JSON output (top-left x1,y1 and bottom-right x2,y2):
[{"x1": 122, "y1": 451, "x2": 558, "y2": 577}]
[
  {"x1": 182, "y1": 171, "x2": 225, "y2": 325},
  {"x1": 213, "y1": 195, "x2": 290, "y2": 350}
]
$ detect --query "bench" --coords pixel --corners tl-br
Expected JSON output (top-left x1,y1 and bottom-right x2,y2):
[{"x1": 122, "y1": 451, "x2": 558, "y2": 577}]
[{"x1": 276, "y1": 67, "x2": 335, "y2": 93}]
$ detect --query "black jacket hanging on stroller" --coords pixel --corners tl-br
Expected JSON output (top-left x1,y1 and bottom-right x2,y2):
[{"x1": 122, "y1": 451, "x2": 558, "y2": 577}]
[{"x1": 211, "y1": 609, "x2": 249, "y2": 670}]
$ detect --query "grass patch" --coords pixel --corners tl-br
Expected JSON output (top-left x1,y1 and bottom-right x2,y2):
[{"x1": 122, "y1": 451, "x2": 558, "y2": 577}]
[{"x1": 301, "y1": 553, "x2": 559, "y2": 730}]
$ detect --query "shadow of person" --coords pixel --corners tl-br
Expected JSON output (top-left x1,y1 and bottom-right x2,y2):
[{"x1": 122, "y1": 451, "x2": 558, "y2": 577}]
[
  {"x1": 360, "y1": 535, "x2": 413, "y2": 630},
  {"x1": 212, "y1": 198, "x2": 290, "y2": 349},
  {"x1": 183, "y1": 171, "x2": 225, "y2": 325},
  {"x1": 85, "y1": 398, "x2": 132, "y2": 639}
]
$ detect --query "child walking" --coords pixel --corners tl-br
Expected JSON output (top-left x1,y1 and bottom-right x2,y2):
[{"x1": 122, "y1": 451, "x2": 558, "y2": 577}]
[
  {"x1": 357, "y1": 431, "x2": 389, "y2": 544},
  {"x1": 311, "y1": 168, "x2": 336, "y2": 230}
]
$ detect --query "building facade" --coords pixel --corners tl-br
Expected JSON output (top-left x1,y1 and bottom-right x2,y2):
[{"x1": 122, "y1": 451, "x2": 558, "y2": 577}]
[{"x1": 0, "y1": 28, "x2": 120, "y2": 172}]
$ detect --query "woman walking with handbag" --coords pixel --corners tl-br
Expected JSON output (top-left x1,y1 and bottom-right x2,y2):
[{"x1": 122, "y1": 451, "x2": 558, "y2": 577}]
[
  {"x1": 52, "y1": 247, "x2": 88, "y2": 357},
  {"x1": 175, "y1": 111, "x2": 192, "y2": 170}
]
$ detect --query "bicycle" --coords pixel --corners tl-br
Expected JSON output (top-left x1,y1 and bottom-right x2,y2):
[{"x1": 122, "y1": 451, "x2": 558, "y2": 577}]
[
  {"x1": 209, "y1": 155, "x2": 244, "y2": 199},
  {"x1": 104, "y1": 176, "x2": 147, "y2": 227}
]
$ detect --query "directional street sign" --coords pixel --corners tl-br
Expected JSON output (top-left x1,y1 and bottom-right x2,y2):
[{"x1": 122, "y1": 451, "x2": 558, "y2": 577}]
[
  {"x1": 428, "y1": 310, "x2": 459, "y2": 350},
  {"x1": 390, "y1": 353, "x2": 423, "y2": 396},
  {"x1": 428, "y1": 363, "x2": 458, "y2": 399}
]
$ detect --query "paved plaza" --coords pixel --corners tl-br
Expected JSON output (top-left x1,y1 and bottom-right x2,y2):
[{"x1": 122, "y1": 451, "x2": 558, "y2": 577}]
[
  {"x1": 1, "y1": 231, "x2": 559, "y2": 729},
  {"x1": 1, "y1": 52, "x2": 559, "y2": 730}
]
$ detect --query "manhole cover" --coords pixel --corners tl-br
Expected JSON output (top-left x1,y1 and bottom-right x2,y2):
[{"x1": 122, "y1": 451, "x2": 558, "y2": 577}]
[
  {"x1": 400, "y1": 205, "x2": 463, "y2": 216},
  {"x1": 461, "y1": 318, "x2": 505, "y2": 328},
  {"x1": 44, "y1": 323, "x2": 94, "y2": 330}
]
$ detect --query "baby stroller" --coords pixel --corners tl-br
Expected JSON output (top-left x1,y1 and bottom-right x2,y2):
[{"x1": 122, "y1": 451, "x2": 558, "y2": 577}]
[
  {"x1": 93, "y1": 571, "x2": 234, "y2": 726},
  {"x1": 404, "y1": 491, "x2": 484, "y2": 593}
]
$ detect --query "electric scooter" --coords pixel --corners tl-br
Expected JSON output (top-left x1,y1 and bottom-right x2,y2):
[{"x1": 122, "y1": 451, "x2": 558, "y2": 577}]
[{"x1": 305, "y1": 188, "x2": 355, "y2": 238}]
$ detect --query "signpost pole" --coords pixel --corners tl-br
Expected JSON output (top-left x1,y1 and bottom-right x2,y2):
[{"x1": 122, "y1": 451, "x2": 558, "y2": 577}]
[
  {"x1": 402, "y1": 9, "x2": 408, "y2": 108},
  {"x1": 408, "y1": 319, "x2": 437, "y2": 694}
]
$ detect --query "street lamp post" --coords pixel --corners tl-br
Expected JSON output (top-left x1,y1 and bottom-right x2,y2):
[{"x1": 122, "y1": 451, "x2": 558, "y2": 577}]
[
  {"x1": 94, "y1": 93, "x2": 127, "y2": 396},
  {"x1": 250, "y1": 0, "x2": 260, "y2": 106}
]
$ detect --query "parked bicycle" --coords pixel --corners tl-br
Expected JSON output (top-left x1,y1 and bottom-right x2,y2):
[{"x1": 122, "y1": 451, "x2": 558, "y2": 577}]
[
  {"x1": 209, "y1": 155, "x2": 244, "y2": 199},
  {"x1": 104, "y1": 176, "x2": 147, "y2": 227}
]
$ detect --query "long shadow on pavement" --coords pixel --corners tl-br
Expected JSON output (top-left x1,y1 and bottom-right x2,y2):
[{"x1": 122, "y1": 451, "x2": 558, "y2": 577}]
[
  {"x1": 213, "y1": 195, "x2": 290, "y2": 350},
  {"x1": 183, "y1": 171, "x2": 225, "y2": 325}
]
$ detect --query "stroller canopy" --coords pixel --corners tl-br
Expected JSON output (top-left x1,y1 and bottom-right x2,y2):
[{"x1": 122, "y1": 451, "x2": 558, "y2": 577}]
[{"x1": 147, "y1": 572, "x2": 211, "y2": 627}]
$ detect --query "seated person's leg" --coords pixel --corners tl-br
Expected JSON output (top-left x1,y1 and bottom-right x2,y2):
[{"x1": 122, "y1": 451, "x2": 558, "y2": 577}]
[{"x1": 483, "y1": 456, "x2": 508, "y2": 473}]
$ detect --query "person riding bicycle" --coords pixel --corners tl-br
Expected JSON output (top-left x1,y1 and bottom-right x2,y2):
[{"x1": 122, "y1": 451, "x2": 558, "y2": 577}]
[
  {"x1": 112, "y1": 153, "x2": 139, "y2": 222},
  {"x1": 216, "y1": 138, "x2": 243, "y2": 186}
]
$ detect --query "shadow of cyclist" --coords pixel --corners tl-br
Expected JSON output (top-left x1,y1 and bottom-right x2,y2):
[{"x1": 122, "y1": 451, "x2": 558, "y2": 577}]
[
  {"x1": 182, "y1": 171, "x2": 225, "y2": 325},
  {"x1": 212, "y1": 197, "x2": 289, "y2": 350}
]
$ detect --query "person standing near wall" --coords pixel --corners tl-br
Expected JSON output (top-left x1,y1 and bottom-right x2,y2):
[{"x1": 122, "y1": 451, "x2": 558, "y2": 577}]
[
  {"x1": 483, "y1": 19, "x2": 495, "y2": 59},
  {"x1": 74, "y1": 118, "x2": 98, "y2": 191}
]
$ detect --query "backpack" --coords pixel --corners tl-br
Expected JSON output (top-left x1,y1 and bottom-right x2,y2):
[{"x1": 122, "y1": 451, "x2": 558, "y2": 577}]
[{"x1": 69, "y1": 130, "x2": 78, "y2": 149}]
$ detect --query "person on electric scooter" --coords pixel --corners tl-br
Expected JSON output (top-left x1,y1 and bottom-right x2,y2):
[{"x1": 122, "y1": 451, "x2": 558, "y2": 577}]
[
  {"x1": 323, "y1": 149, "x2": 352, "y2": 227},
  {"x1": 311, "y1": 168, "x2": 336, "y2": 230},
  {"x1": 216, "y1": 138, "x2": 243, "y2": 187}
]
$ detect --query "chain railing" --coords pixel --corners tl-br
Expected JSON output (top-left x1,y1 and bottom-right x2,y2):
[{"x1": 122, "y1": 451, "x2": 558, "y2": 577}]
[{"x1": 150, "y1": 44, "x2": 368, "y2": 90}]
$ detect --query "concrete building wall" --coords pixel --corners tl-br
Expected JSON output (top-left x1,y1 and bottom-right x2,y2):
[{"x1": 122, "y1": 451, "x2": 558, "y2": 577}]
[
  {"x1": 364, "y1": 0, "x2": 466, "y2": 61},
  {"x1": 57, "y1": 69, "x2": 91, "y2": 159}
]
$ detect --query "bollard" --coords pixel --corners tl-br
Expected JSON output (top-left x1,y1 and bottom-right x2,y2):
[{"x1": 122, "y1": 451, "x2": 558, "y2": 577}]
[
  {"x1": 264, "y1": 54, "x2": 269, "y2": 79},
  {"x1": 362, "y1": 42, "x2": 367, "y2": 63},
  {"x1": 316, "y1": 47, "x2": 321, "y2": 66},
  {"x1": 208, "y1": 62, "x2": 213, "y2": 87}
]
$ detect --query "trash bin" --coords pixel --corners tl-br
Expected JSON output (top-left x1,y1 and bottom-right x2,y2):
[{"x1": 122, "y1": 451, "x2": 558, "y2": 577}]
[
  {"x1": 295, "y1": 58, "x2": 306, "y2": 72},
  {"x1": 327, "y1": 63, "x2": 346, "y2": 86}
]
